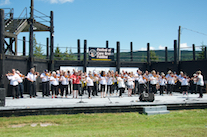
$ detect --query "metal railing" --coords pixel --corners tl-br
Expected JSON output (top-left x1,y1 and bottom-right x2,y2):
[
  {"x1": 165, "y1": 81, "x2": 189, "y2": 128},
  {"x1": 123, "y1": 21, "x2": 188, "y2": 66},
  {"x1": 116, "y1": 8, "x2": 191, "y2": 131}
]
[{"x1": 3, "y1": 8, "x2": 14, "y2": 26}]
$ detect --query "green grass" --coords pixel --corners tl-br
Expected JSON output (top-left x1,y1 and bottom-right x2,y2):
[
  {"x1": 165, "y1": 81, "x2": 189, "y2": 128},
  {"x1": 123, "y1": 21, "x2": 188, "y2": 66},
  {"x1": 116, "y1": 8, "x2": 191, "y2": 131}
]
[{"x1": 0, "y1": 109, "x2": 207, "y2": 137}]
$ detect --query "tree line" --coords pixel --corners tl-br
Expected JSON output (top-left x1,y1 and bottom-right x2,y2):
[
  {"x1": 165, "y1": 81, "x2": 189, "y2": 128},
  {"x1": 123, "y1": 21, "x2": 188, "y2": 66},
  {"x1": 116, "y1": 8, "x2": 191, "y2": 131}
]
[{"x1": 33, "y1": 34, "x2": 206, "y2": 61}]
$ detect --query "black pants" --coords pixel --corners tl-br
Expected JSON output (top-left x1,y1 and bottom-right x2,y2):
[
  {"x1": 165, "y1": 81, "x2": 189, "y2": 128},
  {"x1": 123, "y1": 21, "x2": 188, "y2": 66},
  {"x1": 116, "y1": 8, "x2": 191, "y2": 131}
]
[
  {"x1": 197, "y1": 85, "x2": 203, "y2": 98},
  {"x1": 11, "y1": 85, "x2": 19, "y2": 98},
  {"x1": 134, "y1": 80, "x2": 139, "y2": 94},
  {"x1": 150, "y1": 84, "x2": 157, "y2": 94},
  {"x1": 51, "y1": 85, "x2": 58, "y2": 95},
  {"x1": 100, "y1": 84, "x2": 105, "y2": 92},
  {"x1": 88, "y1": 86, "x2": 93, "y2": 97},
  {"x1": 18, "y1": 83, "x2": 24, "y2": 97},
  {"x1": 61, "y1": 85, "x2": 68, "y2": 96},
  {"x1": 119, "y1": 88, "x2": 125, "y2": 96},
  {"x1": 42, "y1": 81, "x2": 49, "y2": 96},
  {"x1": 107, "y1": 85, "x2": 112, "y2": 94},
  {"x1": 58, "y1": 82, "x2": 62, "y2": 95},
  {"x1": 191, "y1": 84, "x2": 197, "y2": 94},
  {"x1": 113, "y1": 82, "x2": 118, "y2": 92},
  {"x1": 167, "y1": 84, "x2": 174, "y2": 94},
  {"x1": 139, "y1": 84, "x2": 145, "y2": 94},
  {"x1": 160, "y1": 85, "x2": 165, "y2": 95},
  {"x1": 69, "y1": 81, "x2": 72, "y2": 94},
  {"x1": 93, "y1": 82, "x2": 98, "y2": 96},
  {"x1": 82, "y1": 84, "x2": 87, "y2": 95},
  {"x1": 29, "y1": 81, "x2": 35, "y2": 97}
]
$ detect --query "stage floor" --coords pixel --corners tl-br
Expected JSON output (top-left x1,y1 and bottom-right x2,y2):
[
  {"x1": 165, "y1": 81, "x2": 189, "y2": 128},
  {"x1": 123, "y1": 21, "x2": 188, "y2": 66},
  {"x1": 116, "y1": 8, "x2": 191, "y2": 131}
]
[{"x1": 1, "y1": 92, "x2": 207, "y2": 111}]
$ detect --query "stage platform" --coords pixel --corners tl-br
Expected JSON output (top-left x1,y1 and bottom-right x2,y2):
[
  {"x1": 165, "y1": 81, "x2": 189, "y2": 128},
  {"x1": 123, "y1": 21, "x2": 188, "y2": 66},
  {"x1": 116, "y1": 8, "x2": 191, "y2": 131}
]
[{"x1": 0, "y1": 92, "x2": 207, "y2": 117}]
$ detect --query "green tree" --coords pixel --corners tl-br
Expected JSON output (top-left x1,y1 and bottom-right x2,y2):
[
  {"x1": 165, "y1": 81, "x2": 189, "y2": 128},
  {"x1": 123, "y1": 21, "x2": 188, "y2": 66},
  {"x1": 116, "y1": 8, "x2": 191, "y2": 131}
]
[
  {"x1": 54, "y1": 45, "x2": 63, "y2": 60},
  {"x1": 64, "y1": 48, "x2": 70, "y2": 60},
  {"x1": 33, "y1": 34, "x2": 44, "y2": 59},
  {"x1": 150, "y1": 51, "x2": 159, "y2": 61},
  {"x1": 198, "y1": 43, "x2": 206, "y2": 60},
  {"x1": 64, "y1": 48, "x2": 75, "y2": 60}
]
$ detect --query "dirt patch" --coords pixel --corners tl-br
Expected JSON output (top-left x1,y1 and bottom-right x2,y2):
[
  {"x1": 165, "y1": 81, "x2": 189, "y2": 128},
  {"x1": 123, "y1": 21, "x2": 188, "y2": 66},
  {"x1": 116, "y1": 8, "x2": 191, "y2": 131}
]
[
  {"x1": 30, "y1": 123, "x2": 38, "y2": 127},
  {"x1": 40, "y1": 123, "x2": 58, "y2": 127},
  {"x1": 9, "y1": 124, "x2": 26, "y2": 128},
  {"x1": 9, "y1": 123, "x2": 58, "y2": 128}
]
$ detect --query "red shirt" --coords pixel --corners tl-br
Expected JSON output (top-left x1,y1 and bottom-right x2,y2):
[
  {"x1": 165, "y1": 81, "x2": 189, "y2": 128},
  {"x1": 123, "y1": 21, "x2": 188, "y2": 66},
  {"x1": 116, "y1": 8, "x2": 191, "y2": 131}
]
[{"x1": 70, "y1": 74, "x2": 81, "y2": 84}]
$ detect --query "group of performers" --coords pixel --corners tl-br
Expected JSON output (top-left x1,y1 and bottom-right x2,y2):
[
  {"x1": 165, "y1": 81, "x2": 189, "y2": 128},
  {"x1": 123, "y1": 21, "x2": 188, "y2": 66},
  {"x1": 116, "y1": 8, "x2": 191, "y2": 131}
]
[{"x1": 6, "y1": 68, "x2": 205, "y2": 99}]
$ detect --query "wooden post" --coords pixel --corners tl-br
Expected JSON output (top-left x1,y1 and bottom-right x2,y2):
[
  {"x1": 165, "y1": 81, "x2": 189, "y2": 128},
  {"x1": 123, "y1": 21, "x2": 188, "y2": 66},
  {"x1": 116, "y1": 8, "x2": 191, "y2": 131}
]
[
  {"x1": 77, "y1": 39, "x2": 80, "y2": 60},
  {"x1": 106, "y1": 41, "x2": 109, "y2": 48},
  {"x1": 29, "y1": 0, "x2": 34, "y2": 69},
  {"x1": 147, "y1": 43, "x2": 150, "y2": 70},
  {"x1": 116, "y1": 41, "x2": 120, "y2": 73},
  {"x1": 50, "y1": 11, "x2": 54, "y2": 71},
  {"x1": 130, "y1": 42, "x2": 133, "y2": 61},
  {"x1": 178, "y1": 26, "x2": 181, "y2": 61},
  {"x1": 83, "y1": 40, "x2": 87, "y2": 72},
  {"x1": 15, "y1": 37, "x2": 17, "y2": 55},
  {"x1": 23, "y1": 37, "x2": 26, "y2": 56},
  {"x1": 165, "y1": 47, "x2": 168, "y2": 62},
  {"x1": 0, "y1": 9, "x2": 5, "y2": 87},
  {"x1": 174, "y1": 40, "x2": 178, "y2": 73},
  {"x1": 192, "y1": 44, "x2": 195, "y2": 60},
  {"x1": 46, "y1": 37, "x2": 49, "y2": 59}
]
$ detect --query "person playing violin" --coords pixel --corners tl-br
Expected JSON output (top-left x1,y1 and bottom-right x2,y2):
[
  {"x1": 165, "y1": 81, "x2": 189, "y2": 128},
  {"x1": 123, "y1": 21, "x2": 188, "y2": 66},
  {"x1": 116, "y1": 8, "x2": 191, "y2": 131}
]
[
  {"x1": 40, "y1": 70, "x2": 50, "y2": 97},
  {"x1": 50, "y1": 71, "x2": 59, "y2": 98},
  {"x1": 6, "y1": 69, "x2": 21, "y2": 99},
  {"x1": 16, "y1": 70, "x2": 24, "y2": 98}
]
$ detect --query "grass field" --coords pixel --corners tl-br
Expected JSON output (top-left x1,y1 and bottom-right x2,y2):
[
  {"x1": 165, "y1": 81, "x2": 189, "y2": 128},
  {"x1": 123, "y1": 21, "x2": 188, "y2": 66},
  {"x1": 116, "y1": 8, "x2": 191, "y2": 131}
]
[{"x1": 0, "y1": 109, "x2": 207, "y2": 137}]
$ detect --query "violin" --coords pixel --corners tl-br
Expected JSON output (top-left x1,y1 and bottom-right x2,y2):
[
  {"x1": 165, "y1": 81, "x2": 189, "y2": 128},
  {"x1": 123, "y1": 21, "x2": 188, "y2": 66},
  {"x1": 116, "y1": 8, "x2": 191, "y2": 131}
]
[
  {"x1": 19, "y1": 74, "x2": 25, "y2": 78},
  {"x1": 6, "y1": 73, "x2": 14, "y2": 76},
  {"x1": 143, "y1": 76, "x2": 147, "y2": 80}
]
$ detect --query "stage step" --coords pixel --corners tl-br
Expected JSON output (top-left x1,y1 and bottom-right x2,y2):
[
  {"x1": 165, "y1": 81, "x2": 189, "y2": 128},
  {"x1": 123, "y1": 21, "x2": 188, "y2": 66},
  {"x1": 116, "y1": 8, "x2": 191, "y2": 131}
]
[{"x1": 143, "y1": 105, "x2": 170, "y2": 115}]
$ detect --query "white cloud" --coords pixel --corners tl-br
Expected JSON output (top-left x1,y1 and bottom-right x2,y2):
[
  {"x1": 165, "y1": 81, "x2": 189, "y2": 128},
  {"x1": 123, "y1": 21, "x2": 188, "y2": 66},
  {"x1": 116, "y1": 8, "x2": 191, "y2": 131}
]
[
  {"x1": 180, "y1": 43, "x2": 189, "y2": 48},
  {"x1": 158, "y1": 45, "x2": 165, "y2": 50},
  {"x1": 0, "y1": 0, "x2": 10, "y2": 6},
  {"x1": 49, "y1": 0, "x2": 74, "y2": 4},
  {"x1": 139, "y1": 47, "x2": 155, "y2": 51}
]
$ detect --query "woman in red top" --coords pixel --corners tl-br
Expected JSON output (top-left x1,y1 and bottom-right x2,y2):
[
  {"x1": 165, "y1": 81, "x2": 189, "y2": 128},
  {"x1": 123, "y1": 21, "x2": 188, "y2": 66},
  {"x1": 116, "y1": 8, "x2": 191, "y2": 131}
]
[{"x1": 70, "y1": 71, "x2": 81, "y2": 98}]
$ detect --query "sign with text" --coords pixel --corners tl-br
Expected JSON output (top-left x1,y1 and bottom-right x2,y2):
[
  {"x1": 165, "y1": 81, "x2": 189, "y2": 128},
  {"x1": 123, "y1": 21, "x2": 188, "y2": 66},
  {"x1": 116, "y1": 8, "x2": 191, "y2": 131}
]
[{"x1": 88, "y1": 47, "x2": 114, "y2": 61}]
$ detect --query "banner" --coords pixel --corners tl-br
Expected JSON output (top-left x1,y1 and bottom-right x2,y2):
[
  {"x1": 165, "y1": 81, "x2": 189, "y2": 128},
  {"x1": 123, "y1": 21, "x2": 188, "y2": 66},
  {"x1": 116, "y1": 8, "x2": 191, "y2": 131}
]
[{"x1": 88, "y1": 47, "x2": 114, "y2": 61}]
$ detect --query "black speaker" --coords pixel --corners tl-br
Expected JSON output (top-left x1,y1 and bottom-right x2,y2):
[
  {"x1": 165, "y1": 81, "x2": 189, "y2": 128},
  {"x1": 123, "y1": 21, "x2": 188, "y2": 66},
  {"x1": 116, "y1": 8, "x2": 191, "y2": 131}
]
[
  {"x1": 139, "y1": 93, "x2": 154, "y2": 102},
  {"x1": 0, "y1": 88, "x2": 6, "y2": 106}
]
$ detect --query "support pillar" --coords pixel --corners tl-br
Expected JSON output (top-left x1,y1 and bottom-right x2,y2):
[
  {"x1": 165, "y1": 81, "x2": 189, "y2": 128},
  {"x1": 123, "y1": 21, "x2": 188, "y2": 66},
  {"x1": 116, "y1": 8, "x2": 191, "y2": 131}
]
[
  {"x1": 130, "y1": 42, "x2": 133, "y2": 61},
  {"x1": 50, "y1": 11, "x2": 54, "y2": 71},
  {"x1": 192, "y1": 44, "x2": 195, "y2": 61},
  {"x1": 9, "y1": 38, "x2": 13, "y2": 54},
  {"x1": 106, "y1": 41, "x2": 109, "y2": 48},
  {"x1": 83, "y1": 40, "x2": 87, "y2": 72},
  {"x1": 165, "y1": 47, "x2": 168, "y2": 62},
  {"x1": 147, "y1": 43, "x2": 150, "y2": 70},
  {"x1": 116, "y1": 41, "x2": 120, "y2": 73},
  {"x1": 15, "y1": 37, "x2": 17, "y2": 55},
  {"x1": 77, "y1": 39, "x2": 80, "y2": 60},
  {"x1": 178, "y1": 26, "x2": 181, "y2": 61},
  {"x1": 46, "y1": 37, "x2": 49, "y2": 59},
  {"x1": 174, "y1": 40, "x2": 178, "y2": 73},
  {"x1": 0, "y1": 9, "x2": 5, "y2": 88},
  {"x1": 29, "y1": 0, "x2": 34, "y2": 70},
  {"x1": 23, "y1": 37, "x2": 26, "y2": 56}
]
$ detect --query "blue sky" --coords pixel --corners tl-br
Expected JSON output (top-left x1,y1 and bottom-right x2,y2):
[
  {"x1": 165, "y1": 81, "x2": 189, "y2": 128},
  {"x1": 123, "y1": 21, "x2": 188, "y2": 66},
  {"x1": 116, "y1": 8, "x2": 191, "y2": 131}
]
[{"x1": 1, "y1": 0, "x2": 207, "y2": 54}]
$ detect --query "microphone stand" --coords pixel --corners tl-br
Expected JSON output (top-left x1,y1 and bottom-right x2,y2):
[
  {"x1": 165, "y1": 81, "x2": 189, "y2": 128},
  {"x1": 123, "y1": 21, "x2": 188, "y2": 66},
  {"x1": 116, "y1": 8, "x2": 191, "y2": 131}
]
[
  {"x1": 77, "y1": 85, "x2": 87, "y2": 103},
  {"x1": 107, "y1": 96, "x2": 112, "y2": 104}
]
